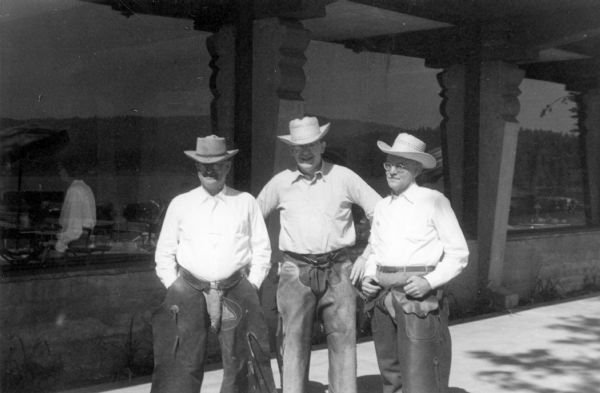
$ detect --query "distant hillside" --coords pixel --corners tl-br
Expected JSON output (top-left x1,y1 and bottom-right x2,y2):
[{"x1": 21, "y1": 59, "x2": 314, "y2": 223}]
[
  {"x1": 0, "y1": 116, "x2": 438, "y2": 177},
  {"x1": 1, "y1": 116, "x2": 582, "y2": 200}
]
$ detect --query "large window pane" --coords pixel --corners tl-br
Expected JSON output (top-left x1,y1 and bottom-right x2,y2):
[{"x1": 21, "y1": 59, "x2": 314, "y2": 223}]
[
  {"x1": 510, "y1": 83, "x2": 585, "y2": 230},
  {"x1": 0, "y1": 2, "x2": 211, "y2": 267}
]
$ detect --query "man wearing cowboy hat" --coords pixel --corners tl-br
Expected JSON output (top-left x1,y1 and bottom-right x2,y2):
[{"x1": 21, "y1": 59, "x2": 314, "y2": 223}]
[
  {"x1": 361, "y1": 133, "x2": 469, "y2": 393},
  {"x1": 151, "y1": 135, "x2": 275, "y2": 393},
  {"x1": 257, "y1": 117, "x2": 381, "y2": 393}
]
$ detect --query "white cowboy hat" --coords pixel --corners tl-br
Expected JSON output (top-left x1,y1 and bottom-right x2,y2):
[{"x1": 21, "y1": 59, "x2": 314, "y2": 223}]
[
  {"x1": 377, "y1": 133, "x2": 437, "y2": 169},
  {"x1": 277, "y1": 116, "x2": 330, "y2": 146},
  {"x1": 184, "y1": 135, "x2": 239, "y2": 164}
]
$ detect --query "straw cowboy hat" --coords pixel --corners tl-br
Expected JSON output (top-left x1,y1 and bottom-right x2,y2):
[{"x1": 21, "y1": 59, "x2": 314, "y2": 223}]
[
  {"x1": 278, "y1": 116, "x2": 330, "y2": 146},
  {"x1": 377, "y1": 133, "x2": 437, "y2": 169},
  {"x1": 184, "y1": 135, "x2": 238, "y2": 164}
]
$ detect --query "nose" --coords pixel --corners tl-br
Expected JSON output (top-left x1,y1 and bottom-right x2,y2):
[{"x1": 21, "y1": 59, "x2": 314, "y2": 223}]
[{"x1": 200, "y1": 164, "x2": 218, "y2": 176}]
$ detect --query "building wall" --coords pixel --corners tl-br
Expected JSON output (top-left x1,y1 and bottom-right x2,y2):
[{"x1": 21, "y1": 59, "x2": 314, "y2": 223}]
[
  {"x1": 504, "y1": 229, "x2": 600, "y2": 299},
  {"x1": 444, "y1": 230, "x2": 600, "y2": 312},
  {"x1": 1, "y1": 265, "x2": 164, "y2": 391}
]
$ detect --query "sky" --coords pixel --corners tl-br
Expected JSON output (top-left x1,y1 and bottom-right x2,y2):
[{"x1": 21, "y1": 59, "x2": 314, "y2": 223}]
[{"x1": 0, "y1": 0, "x2": 577, "y2": 133}]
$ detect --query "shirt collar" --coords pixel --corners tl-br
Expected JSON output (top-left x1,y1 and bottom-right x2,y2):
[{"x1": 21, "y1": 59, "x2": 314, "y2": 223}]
[
  {"x1": 291, "y1": 161, "x2": 329, "y2": 184},
  {"x1": 390, "y1": 182, "x2": 419, "y2": 204},
  {"x1": 196, "y1": 185, "x2": 228, "y2": 204}
]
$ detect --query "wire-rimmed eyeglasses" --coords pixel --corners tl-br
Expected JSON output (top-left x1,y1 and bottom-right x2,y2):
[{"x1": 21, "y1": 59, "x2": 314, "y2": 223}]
[{"x1": 383, "y1": 161, "x2": 412, "y2": 172}]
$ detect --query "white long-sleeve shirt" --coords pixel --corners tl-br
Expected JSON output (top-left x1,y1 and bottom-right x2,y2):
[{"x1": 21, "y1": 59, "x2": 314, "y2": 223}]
[
  {"x1": 364, "y1": 182, "x2": 469, "y2": 289},
  {"x1": 55, "y1": 180, "x2": 96, "y2": 252},
  {"x1": 155, "y1": 185, "x2": 271, "y2": 289}
]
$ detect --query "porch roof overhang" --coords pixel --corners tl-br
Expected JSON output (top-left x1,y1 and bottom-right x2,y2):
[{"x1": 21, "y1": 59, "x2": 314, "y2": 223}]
[{"x1": 84, "y1": 0, "x2": 600, "y2": 86}]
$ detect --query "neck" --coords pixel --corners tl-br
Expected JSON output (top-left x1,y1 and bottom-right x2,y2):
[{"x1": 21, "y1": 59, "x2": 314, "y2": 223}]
[
  {"x1": 391, "y1": 182, "x2": 414, "y2": 196},
  {"x1": 203, "y1": 185, "x2": 224, "y2": 196}
]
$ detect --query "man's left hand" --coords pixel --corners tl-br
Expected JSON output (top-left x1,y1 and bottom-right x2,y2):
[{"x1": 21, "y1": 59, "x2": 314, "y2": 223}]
[{"x1": 404, "y1": 276, "x2": 432, "y2": 298}]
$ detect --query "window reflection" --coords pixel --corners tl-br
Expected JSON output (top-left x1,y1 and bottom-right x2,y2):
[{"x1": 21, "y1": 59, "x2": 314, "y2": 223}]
[
  {"x1": 0, "y1": 118, "x2": 208, "y2": 266},
  {"x1": 509, "y1": 128, "x2": 585, "y2": 230}
]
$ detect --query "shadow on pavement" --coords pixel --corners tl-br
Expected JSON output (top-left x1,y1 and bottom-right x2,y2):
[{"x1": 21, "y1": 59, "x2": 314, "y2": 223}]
[{"x1": 468, "y1": 314, "x2": 600, "y2": 393}]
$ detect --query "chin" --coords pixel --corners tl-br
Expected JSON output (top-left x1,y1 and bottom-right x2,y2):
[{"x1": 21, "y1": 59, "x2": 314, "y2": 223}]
[
  {"x1": 201, "y1": 177, "x2": 223, "y2": 188},
  {"x1": 387, "y1": 179, "x2": 407, "y2": 194}
]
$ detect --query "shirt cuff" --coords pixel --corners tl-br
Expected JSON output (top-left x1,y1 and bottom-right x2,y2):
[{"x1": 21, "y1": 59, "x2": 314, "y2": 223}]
[
  {"x1": 247, "y1": 265, "x2": 270, "y2": 289},
  {"x1": 364, "y1": 255, "x2": 377, "y2": 278},
  {"x1": 158, "y1": 270, "x2": 178, "y2": 289}
]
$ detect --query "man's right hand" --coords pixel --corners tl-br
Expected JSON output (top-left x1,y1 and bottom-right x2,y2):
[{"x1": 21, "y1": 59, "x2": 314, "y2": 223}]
[
  {"x1": 350, "y1": 255, "x2": 367, "y2": 285},
  {"x1": 361, "y1": 276, "x2": 381, "y2": 298}
]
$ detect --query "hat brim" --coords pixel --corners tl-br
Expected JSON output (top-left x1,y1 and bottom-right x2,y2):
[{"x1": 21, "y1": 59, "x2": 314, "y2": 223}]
[
  {"x1": 277, "y1": 123, "x2": 330, "y2": 146},
  {"x1": 377, "y1": 141, "x2": 437, "y2": 169},
  {"x1": 184, "y1": 149, "x2": 239, "y2": 164}
]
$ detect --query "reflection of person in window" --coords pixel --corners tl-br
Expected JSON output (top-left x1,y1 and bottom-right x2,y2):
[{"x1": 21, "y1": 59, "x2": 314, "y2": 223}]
[{"x1": 55, "y1": 161, "x2": 96, "y2": 253}]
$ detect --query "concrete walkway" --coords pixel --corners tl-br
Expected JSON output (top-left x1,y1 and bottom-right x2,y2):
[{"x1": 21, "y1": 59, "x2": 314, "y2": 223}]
[{"x1": 63, "y1": 294, "x2": 600, "y2": 393}]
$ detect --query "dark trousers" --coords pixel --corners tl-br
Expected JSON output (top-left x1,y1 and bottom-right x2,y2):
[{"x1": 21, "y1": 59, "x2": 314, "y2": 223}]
[
  {"x1": 150, "y1": 274, "x2": 274, "y2": 393},
  {"x1": 371, "y1": 273, "x2": 452, "y2": 393}
]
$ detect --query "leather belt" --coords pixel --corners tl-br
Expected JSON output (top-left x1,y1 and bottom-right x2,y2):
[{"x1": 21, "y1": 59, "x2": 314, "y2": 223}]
[
  {"x1": 180, "y1": 267, "x2": 244, "y2": 292},
  {"x1": 283, "y1": 249, "x2": 344, "y2": 266},
  {"x1": 377, "y1": 265, "x2": 435, "y2": 273}
]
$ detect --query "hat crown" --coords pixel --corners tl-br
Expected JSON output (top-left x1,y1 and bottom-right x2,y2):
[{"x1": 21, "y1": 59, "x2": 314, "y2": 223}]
[
  {"x1": 288, "y1": 117, "x2": 323, "y2": 142},
  {"x1": 184, "y1": 135, "x2": 238, "y2": 163},
  {"x1": 391, "y1": 133, "x2": 427, "y2": 153},
  {"x1": 376, "y1": 132, "x2": 436, "y2": 169},
  {"x1": 196, "y1": 135, "x2": 227, "y2": 156}
]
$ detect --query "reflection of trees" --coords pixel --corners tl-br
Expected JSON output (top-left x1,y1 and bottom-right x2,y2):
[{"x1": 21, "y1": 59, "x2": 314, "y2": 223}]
[
  {"x1": 514, "y1": 129, "x2": 583, "y2": 199},
  {"x1": 469, "y1": 315, "x2": 600, "y2": 393}
]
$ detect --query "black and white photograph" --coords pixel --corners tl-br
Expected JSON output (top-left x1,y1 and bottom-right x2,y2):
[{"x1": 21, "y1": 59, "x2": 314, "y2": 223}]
[{"x1": 1, "y1": 1, "x2": 599, "y2": 393}]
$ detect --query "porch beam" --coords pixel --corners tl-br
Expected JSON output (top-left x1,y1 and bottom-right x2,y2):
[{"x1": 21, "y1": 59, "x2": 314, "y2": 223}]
[{"x1": 524, "y1": 59, "x2": 600, "y2": 88}]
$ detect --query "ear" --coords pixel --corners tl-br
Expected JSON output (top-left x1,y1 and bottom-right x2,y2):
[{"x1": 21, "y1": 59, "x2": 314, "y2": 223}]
[
  {"x1": 414, "y1": 164, "x2": 424, "y2": 177},
  {"x1": 320, "y1": 140, "x2": 327, "y2": 153}
]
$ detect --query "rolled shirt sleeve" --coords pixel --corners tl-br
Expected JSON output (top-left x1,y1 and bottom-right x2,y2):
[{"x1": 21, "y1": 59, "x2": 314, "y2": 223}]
[
  {"x1": 345, "y1": 169, "x2": 381, "y2": 223},
  {"x1": 257, "y1": 177, "x2": 279, "y2": 219}
]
